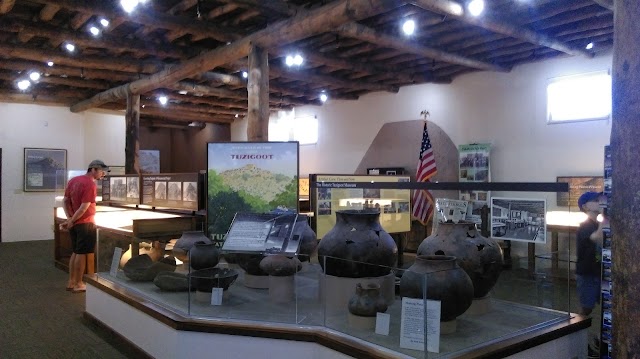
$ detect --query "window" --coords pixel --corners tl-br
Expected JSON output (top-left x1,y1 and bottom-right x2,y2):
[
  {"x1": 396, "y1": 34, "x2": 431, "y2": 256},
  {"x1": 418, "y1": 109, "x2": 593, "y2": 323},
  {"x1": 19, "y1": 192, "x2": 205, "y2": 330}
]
[
  {"x1": 547, "y1": 71, "x2": 611, "y2": 123},
  {"x1": 269, "y1": 111, "x2": 318, "y2": 145}
]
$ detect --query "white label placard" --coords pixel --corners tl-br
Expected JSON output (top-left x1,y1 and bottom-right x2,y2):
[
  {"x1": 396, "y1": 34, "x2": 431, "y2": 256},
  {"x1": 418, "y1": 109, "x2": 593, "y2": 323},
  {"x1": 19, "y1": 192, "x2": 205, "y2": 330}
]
[
  {"x1": 211, "y1": 288, "x2": 223, "y2": 305},
  {"x1": 375, "y1": 312, "x2": 391, "y2": 335},
  {"x1": 399, "y1": 297, "x2": 441, "y2": 353},
  {"x1": 110, "y1": 247, "x2": 123, "y2": 277}
]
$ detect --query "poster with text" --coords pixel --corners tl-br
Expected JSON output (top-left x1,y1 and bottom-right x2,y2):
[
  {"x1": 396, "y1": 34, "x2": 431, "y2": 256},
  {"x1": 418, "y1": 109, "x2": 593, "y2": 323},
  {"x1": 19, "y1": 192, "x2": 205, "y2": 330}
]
[
  {"x1": 141, "y1": 173, "x2": 198, "y2": 210},
  {"x1": 312, "y1": 174, "x2": 411, "y2": 238},
  {"x1": 458, "y1": 143, "x2": 491, "y2": 224},
  {"x1": 207, "y1": 142, "x2": 299, "y2": 245}
]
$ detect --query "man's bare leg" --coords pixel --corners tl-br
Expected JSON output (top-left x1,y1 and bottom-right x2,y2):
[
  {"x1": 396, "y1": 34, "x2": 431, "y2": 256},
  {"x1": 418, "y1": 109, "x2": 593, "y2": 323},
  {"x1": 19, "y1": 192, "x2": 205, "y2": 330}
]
[{"x1": 67, "y1": 253, "x2": 77, "y2": 289}]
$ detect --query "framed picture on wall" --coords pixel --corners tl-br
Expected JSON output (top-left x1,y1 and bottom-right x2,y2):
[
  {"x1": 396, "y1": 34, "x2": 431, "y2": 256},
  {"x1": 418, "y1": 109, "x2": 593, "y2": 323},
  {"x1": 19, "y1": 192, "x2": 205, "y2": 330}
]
[{"x1": 23, "y1": 148, "x2": 67, "y2": 192}]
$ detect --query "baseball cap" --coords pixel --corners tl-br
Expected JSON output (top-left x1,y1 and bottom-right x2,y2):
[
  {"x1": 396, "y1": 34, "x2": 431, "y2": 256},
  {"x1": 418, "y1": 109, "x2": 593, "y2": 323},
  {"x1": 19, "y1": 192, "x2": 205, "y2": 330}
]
[
  {"x1": 88, "y1": 159, "x2": 110, "y2": 172},
  {"x1": 577, "y1": 191, "x2": 602, "y2": 210}
]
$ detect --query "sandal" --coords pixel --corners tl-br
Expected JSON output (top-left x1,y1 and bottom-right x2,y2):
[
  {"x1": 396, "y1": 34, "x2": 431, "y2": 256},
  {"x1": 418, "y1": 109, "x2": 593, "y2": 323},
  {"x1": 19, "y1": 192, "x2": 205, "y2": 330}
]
[{"x1": 72, "y1": 285, "x2": 87, "y2": 293}]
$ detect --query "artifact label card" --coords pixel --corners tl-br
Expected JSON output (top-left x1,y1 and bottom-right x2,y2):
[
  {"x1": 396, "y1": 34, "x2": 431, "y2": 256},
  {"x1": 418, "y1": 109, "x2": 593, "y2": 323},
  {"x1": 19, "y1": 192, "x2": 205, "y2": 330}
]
[
  {"x1": 400, "y1": 297, "x2": 441, "y2": 353},
  {"x1": 110, "y1": 247, "x2": 123, "y2": 277},
  {"x1": 375, "y1": 312, "x2": 391, "y2": 335},
  {"x1": 211, "y1": 288, "x2": 223, "y2": 305}
]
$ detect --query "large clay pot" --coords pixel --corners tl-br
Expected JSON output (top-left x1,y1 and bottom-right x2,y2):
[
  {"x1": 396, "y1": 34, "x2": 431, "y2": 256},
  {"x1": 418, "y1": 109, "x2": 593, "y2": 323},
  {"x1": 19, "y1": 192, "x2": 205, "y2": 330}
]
[
  {"x1": 294, "y1": 214, "x2": 317, "y2": 261},
  {"x1": 259, "y1": 254, "x2": 302, "y2": 276},
  {"x1": 348, "y1": 283, "x2": 388, "y2": 317},
  {"x1": 317, "y1": 209, "x2": 397, "y2": 278},
  {"x1": 189, "y1": 242, "x2": 220, "y2": 270},
  {"x1": 417, "y1": 221, "x2": 503, "y2": 298},
  {"x1": 400, "y1": 255, "x2": 473, "y2": 322},
  {"x1": 173, "y1": 231, "x2": 210, "y2": 262}
]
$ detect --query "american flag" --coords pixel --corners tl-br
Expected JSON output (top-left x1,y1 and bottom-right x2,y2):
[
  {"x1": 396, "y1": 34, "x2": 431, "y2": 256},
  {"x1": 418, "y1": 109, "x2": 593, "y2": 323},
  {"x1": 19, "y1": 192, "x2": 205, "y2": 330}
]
[{"x1": 411, "y1": 122, "x2": 437, "y2": 224}]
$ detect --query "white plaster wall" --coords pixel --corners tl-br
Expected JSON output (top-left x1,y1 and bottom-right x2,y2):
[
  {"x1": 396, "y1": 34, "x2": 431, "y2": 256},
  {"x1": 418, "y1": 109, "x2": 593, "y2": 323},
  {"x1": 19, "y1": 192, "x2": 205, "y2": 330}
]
[
  {"x1": 281, "y1": 53, "x2": 612, "y2": 182},
  {"x1": 0, "y1": 102, "x2": 124, "y2": 242}
]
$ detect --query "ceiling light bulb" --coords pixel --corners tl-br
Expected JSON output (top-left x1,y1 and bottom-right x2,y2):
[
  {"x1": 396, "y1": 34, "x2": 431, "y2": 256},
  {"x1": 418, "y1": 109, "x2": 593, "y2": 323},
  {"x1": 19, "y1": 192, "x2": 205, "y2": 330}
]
[
  {"x1": 47, "y1": 61, "x2": 54, "y2": 67},
  {"x1": 29, "y1": 72, "x2": 40, "y2": 81},
  {"x1": 242, "y1": 71, "x2": 248, "y2": 78},
  {"x1": 402, "y1": 19, "x2": 415, "y2": 36},
  {"x1": 586, "y1": 42, "x2": 594, "y2": 50},
  {"x1": 235, "y1": 114, "x2": 239, "y2": 118},
  {"x1": 100, "y1": 18, "x2": 110, "y2": 27},
  {"x1": 449, "y1": 3, "x2": 464, "y2": 15},
  {"x1": 89, "y1": 26, "x2": 100, "y2": 36},
  {"x1": 468, "y1": 0, "x2": 485, "y2": 16},
  {"x1": 158, "y1": 96, "x2": 168, "y2": 105},
  {"x1": 17, "y1": 80, "x2": 31, "y2": 90},
  {"x1": 320, "y1": 93, "x2": 328, "y2": 102},
  {"x1": 285, "y1": 55, "x2": 294, "y2": 67},
  {"x1": 65, "y1": 43, "x2": 75, "y2": 52},
  {"x1": 178, "y1": 90, "x2": 188, "y2": 95},
  {"x1": 293, "y1": 54, "x2": 304, "y2": 66},
  {"x1": 120, "y1": 0, "x2": 139, "y2": 13}
]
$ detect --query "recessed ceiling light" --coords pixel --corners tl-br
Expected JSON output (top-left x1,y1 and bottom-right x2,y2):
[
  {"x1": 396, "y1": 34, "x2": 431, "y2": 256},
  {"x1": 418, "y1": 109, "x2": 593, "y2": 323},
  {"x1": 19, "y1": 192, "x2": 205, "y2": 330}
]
[
  {"x1": 468, "y1": 0, "x2": 485, "y2": 16},
  {"x1": 449, "y1": 3, "x2": 464, "y2": 15},
  {"x1": 320, "y1": 93, "x2": 328, "y2": 103},
  {"x1": 89, "y1": 26, "x2": 100, "y2": 36},
  {"x1": 65, "y1": 43, "x2": 75, "y2": 52},
  {"x1": 402, "y1": 19, "x2": 415, "y2": 36},
  {"x1": 29, "y1": 72, "x2": 40, "y2": 81},
  {"x1": 178, "y1": 90, "x2": 188, "y2": 95},
  {"x1": 120, "y1": 0, "x2": 139, "y2": 13},
  {"x1": 47, "y1": 61, "x2": 54, "y2": 67},
  {"x1": 242, "y1": 71, "x2": 248, "y2": 79},
  {"x1": 285, "y1": 55, "x2": 294, "y2": 67},
  {"x1": 293, "y1": 54, "x2": 303, "y2": 66},
  {"x1": 17, "y1": 80, "x2": 31, "y2": 90},
  {"x1": 158, "y1": 96, "x2": 168, "y2": 105},
  {"x1": 586, "y1": 42, "x2": 594, "y2": 50},
  {"x1": 100, "y1": 18, "x2": 110, "y2": 27},
  {"x1": 235, "y1": 114, "x2": 239, "y2": 118}
]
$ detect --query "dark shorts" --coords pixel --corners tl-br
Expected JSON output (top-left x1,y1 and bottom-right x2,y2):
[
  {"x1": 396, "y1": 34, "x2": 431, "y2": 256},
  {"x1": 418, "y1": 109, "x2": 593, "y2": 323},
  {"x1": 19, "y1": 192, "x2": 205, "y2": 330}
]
[
  {"x1": 576, "y1": 274, "x2": 601, "y2": 310},
  {"x1": 70, "y1": 223, "x2": 97, "y2": 254}
]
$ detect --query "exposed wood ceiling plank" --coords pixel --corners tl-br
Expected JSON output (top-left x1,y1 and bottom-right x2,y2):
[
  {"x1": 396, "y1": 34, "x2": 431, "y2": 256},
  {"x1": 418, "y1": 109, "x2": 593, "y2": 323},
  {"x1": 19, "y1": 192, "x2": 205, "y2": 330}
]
[
  {"x1": 0, "y1": 0, "x2": 15, "y2": 14},
  {"x1": 409, "y1": 0, "x2": 593, "y2": 57},
  {"x1": 337, "y1": 22, "x2": 509, "y2": 72},
  {"x1": 28, "y1": 0, "x2": 239, "y2": 43},
  {"x1": 269, "y1": 64, "x2": 399, "y2": 93},
  {"x1": 39, "y1": 4, "x2": 60, "y2": 21},
  {"x1": 69, "y1": 0, "x2": 404, "y2": 113}
]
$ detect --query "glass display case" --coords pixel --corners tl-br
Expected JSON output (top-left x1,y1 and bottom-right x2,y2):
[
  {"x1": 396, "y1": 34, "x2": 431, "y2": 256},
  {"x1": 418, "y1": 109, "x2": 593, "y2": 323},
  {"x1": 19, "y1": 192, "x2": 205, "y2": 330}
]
[{"x1": 53, "y1": 205, "x2": 197, "y2": 271}]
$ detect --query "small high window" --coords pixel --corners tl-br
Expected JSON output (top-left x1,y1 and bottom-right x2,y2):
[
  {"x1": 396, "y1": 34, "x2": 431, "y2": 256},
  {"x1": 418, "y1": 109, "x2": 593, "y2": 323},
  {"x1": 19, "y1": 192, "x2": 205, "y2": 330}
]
[
  {"x1": 269, "y1": 112, "x2": 318, "y2": 145},
  {"x1": 547, "y1": 71, "x2": 611, "y2": 123}
]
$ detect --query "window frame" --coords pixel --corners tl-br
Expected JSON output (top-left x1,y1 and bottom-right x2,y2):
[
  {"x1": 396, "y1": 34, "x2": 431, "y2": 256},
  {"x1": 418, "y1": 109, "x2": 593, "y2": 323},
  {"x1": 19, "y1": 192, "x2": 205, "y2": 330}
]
[{"x1": 546, "y1": 70, "x2": 612, "y2": 124}]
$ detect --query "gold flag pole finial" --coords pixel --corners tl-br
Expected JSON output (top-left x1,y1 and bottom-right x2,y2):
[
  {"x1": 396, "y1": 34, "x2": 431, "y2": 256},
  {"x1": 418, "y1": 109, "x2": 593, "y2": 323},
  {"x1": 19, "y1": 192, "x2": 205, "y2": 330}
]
[{"x1": 420, "y1": 110, "x2": 430, "y2": 121}]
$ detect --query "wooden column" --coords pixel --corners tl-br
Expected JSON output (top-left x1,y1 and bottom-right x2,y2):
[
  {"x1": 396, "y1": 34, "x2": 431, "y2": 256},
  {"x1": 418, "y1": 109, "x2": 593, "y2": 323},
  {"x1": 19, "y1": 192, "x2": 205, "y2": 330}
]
[
  {"x1": 247, "y1": 45, "x2": 269, "y2": 141},
  {"x1": 612, "y1": 1, "x2": 640, "y2": 357},
  {"x1": 125, "y1": 92, "x2": 140, "y2": 174}
]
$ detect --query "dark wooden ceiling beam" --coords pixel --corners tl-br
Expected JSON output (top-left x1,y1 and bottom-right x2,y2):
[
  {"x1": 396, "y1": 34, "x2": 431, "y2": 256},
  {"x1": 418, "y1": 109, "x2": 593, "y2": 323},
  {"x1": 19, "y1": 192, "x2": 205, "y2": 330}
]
[
  {"x1": 409, "y1": 0, "x2": 593, "y2": 57},
  {"x1": 140, "y1": 0, "x2": 198, "y2": 38},
  {"x1": 39, "y1": 4, "x2": 60, "y2": 21},
  {"x1": 0, "y1": 0, "x2": 15, "y2": 14},
  {"x1": 207, "y1": 4, "x2": 240, "y2": 19},
  {"x1": 70, "y1": 0, "x2": 404, "y2": 113},
  {"x1": 337, "y1": 22, "x2": 509, "y2": 72},
  {"x1": 28, "y1": 0, "x2": 239, "y2": 43},
  {"x1": 0, "y1": 19, "x2": 190, "y2": 60},
  {"x1": 217, "y1": 0, "x2": 298, "y2": 17},
  {"x1": 0, "y1": 91, "x2": 78, "y2": 106},
  {"x1": 269, "y1": 64, "x2": 399, "y2": 93}
]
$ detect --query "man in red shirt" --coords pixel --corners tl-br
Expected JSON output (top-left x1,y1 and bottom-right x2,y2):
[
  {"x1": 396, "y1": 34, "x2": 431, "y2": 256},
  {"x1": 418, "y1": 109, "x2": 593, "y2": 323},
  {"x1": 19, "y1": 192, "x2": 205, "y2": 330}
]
[{"x1": 61, "y1": 160, "x2": 109, "y2": 293}]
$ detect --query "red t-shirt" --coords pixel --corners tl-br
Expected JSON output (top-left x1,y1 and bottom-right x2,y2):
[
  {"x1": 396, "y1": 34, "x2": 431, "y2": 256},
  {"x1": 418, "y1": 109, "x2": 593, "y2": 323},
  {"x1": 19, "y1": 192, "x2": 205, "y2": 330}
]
[{"x1": 64, "y1": 174, "x2": 97, "y2": 225}]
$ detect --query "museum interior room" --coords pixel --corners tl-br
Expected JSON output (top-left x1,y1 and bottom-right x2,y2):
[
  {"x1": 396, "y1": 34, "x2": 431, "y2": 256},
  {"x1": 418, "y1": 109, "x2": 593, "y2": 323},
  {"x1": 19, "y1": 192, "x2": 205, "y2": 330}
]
[{"x1": 1, "y1": 0, "x2": 637, "y2": 358}]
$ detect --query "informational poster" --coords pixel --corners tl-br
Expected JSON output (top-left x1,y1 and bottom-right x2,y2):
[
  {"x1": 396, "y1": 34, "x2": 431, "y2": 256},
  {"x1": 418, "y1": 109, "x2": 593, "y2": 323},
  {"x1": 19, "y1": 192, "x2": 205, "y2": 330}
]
[
  {"x1": 556, "y1": 176, "x2": 603, "y2": 208},
  {"x1": 102, "y1": 174, "x2": 140, "y2": 205},
  {"x1": 23, "y1": 148, "x2": 67, "y2": 192},
  {"x1": 207, "y1": 142, "x2": 299, "y2": 246},
  {"x1": 399, "y1": 297, "x2": 441, "y2": 353},
  {"x1": 139, "y1": 150, "x2": 160, "y2": 173},
  {"x1": 312, "y1": 174, "x2": 411, "y2": 238},
  {"x1": 141, "y1": 173, "x2": 198, "y2": 210},
  {"x1": 458, "y1": 144, "x2": 491, "y2": 224},
  {"x1": 490, "y1": 197, "x2": 547, "y2": 243}
]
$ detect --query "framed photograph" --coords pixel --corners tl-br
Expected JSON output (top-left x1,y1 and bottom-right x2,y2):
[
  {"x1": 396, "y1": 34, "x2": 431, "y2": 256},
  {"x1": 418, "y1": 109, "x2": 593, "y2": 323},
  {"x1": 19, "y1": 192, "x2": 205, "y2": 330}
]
[
  {"x1": 491, "y1": 197, "x2": 547, "y2": 243},
  {"x1": 24, "y1": 148, "x2": 67, "y2": 192}
]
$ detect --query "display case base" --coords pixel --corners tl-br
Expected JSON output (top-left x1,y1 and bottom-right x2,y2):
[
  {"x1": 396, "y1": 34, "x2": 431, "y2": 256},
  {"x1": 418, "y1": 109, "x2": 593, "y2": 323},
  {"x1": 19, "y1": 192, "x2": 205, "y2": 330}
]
[
  {"x1": 244, "y1": 273, "x2": 269, "y2": 289},
  {"x1": 347, "y1": 313, "x2": 376, "y2": 330}
]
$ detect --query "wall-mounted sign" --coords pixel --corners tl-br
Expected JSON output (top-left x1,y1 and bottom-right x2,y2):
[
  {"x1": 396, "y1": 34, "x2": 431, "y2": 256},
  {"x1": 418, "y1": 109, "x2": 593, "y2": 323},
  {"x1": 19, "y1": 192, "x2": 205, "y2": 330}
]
[{"x1": 556, "y1": 176, "x2": 603, "y2": 208}]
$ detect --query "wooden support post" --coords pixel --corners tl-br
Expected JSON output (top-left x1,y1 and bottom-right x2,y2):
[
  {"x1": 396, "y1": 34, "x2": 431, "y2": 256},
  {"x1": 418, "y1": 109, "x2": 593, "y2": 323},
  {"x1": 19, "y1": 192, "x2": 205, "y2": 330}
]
[
  {"x1": 125, "y1": 92, "x2": 141, "y2": 175},
  {"x1": 612, "y1": 1, "x2": 640, "y2": 357},
  {"x1": 247, "y1": 45, "x2": 269, "y2": 141}
]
